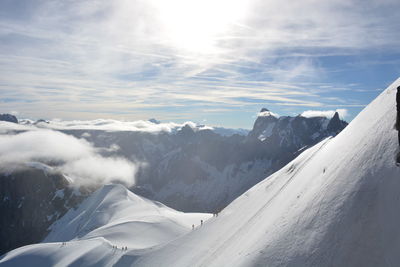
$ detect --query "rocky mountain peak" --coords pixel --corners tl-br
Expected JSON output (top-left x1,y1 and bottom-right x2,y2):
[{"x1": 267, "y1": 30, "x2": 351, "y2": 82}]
[
  {"x1": 248, "y1": 109, "x2": 348, "y2": 145},
  {"x1": 248, "y1": 109, "x2": 279, "y2": 139},
  {"x1": 178, "y1": 124, "x2": 195, "y2": 138},
  {"x1": 0, "y1": 114, "x2": 18, "y2": 123},
  {"x1": 148, "y1": 118, "x2": 161, "y2": 124},
  {"x1": 327, "y1": 112, "x2": 346, "y2": 133}
]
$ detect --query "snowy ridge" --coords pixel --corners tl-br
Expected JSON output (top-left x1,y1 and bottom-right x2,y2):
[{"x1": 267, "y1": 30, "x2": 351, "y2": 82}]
[
  {"x1": 44, "y1": 184, "x2": 210, "y2": 246},
  {"x1": 0, "y1": 184, "x2": 211, "y2": 266}
]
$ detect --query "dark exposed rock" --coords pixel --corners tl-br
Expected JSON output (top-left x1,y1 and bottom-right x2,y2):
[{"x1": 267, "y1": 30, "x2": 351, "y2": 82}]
[
  {"x1": 177, "y1": 124, "x2": 196, "y2": 139},
  {"x1": 0, "y1": 114, "x2": 18, "y2": 123},
  {"x1": 327, "y1": 112, "x2": 347, "y2": 133},
  {"x1": 0, "y1": 166, "x2": 90, "y2": 256},
  {"x1": 248, "y1": 108, "x2": 278, "y2": 140},
  {"x1": 148, "y1": 118, "x2": 161, "y2": 124},
  {"x1": 249, "y1": 109, "x2": 347, "y2": 146}
]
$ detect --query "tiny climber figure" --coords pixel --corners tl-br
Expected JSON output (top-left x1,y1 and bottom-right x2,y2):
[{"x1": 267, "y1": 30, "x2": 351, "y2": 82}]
[
  {"x1": 397, "y1": 86, "x2": 400, "y2": 164},
  {"x1": 192, "y1": 224, "x2": 194, "y2": 230},
  {"x1": 200, "y1": 220, "x2": 203, "y2": 226}
]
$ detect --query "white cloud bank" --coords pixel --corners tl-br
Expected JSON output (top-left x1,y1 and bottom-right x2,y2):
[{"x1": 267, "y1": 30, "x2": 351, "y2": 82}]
[
  {"x1": 0, "y1": 130, "x2": 138, "y2": 186},
  {"x1": 301, "y1": 109, "x2": 348, "y2": 119},
  {"x1": 22, "y1": 119, "x2": 205, "y2": 133},
  {"x1": 0, "y1": 118, "x2": 245, "y2": 138}
]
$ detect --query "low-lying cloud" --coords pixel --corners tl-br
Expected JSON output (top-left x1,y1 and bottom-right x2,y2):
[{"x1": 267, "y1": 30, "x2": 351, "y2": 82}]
[
  {"x1": 0, "y1": 130, "x2": 138, "y2": 186},
  {"x1": 301, "y1": 109, "x2": 348, "y2": 119},
  {"x1": 0, "y1": 118, "x2": 244, "y2": 139},
  {"x1": 24, "y1": 119, "x2": 206, "y2": 133}
]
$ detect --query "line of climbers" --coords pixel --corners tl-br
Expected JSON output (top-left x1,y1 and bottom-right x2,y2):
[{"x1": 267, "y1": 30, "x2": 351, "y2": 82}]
[
  {"x1": 192, "y1": 211, "x2": 220, "y2": 230},
  {"x1": 61, "y1": 242, "x2": 128, "y2": 251},
  {"x1": 112, "y1": 245, "x2": 128, "y2": 250}
]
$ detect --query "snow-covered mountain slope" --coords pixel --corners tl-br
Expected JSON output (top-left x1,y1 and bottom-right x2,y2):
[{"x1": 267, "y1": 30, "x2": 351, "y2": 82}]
[
  {"x1": 0, "y1": 184, "x2": 211, "y2": 266},
  {"x1": 1, "y1": 79, "x2": 398, "y2": 266},
  {"x1": 124, "y1": 80, "x2": 400, "y2": 267}
]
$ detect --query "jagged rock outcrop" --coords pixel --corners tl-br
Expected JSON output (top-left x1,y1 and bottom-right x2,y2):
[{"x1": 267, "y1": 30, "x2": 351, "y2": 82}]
[
  {"x1": 249, "y1": 108, "x2": 347, "y2": 144},
  {"x1": 248, "y1": 108, "x2": 278, "y2": 140},
  {"x1": 327, "y1": 111, "x2": 347, "y2": 133}
]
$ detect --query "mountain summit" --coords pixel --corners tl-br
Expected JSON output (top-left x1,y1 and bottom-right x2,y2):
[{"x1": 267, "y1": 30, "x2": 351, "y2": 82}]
[
  {"x1": 327, "y1": 111, "x2": 346, "y2": 133},
  {"x1": 0, "y1": 114, "x2": 18, "y2": 123}
]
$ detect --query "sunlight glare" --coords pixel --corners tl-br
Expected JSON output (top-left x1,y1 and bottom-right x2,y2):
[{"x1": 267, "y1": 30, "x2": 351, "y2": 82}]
[{"x1": 152, "y1": 0, "x2": 248, "y2": 55}]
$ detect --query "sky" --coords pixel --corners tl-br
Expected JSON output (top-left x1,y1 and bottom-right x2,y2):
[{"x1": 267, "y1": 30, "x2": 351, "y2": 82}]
[{"x1": 0, "y1": 0, "x2": 399, "y2": 129}]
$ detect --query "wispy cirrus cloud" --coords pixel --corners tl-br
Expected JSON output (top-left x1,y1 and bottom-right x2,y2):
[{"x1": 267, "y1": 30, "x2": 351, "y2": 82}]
[{"x1": 0, "y1": 0, "x2": 399, "y2": 127}]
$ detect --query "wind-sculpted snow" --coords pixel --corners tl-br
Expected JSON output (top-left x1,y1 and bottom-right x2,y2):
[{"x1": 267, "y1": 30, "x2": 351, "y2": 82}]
[{"x1": 0, "y1": 184, "x2": 211, "y2": 266}]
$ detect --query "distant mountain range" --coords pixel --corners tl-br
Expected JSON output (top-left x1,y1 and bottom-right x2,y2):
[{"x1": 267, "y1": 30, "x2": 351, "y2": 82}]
[{"x1": 0, "y1": 109, "x2": 347, "y2": 255}]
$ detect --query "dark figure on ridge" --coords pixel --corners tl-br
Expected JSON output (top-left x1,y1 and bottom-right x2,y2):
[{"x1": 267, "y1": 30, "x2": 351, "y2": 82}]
[{"x1": 396, "y1": 86, "x2": 400, "y2": 164}]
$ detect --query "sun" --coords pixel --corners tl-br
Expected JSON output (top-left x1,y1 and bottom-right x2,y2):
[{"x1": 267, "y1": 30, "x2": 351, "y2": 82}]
[{"x1": 151, "y1": 0, "x2": 248, "y2": 55}]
